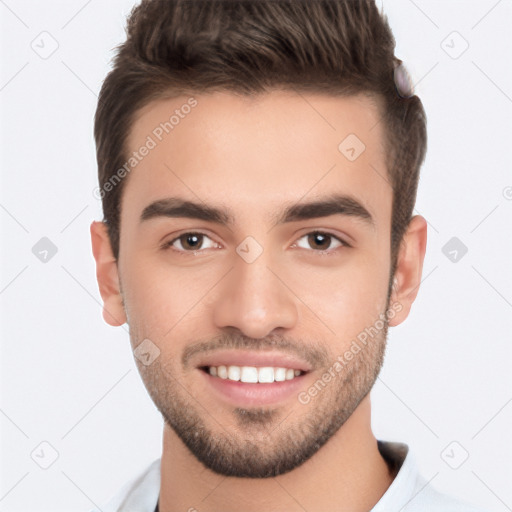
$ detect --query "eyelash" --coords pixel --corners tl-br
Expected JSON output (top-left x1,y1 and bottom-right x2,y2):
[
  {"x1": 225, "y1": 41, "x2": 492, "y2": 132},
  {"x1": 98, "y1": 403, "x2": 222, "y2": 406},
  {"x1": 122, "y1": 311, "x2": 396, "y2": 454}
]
[{"x1": 161, "y1": 231, "x2": 350, "y2": 256}]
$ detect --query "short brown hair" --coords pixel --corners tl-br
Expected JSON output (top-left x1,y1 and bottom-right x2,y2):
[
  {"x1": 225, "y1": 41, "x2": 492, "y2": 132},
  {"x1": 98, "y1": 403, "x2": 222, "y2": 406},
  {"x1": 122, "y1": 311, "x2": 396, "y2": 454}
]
[{"x1": 94, "y1": 0, "x2": 427, "y2": 282}]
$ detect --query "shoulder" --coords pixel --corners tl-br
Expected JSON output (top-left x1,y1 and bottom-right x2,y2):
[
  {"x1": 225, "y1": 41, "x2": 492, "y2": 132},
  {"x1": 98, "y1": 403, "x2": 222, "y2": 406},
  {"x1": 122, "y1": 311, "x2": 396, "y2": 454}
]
[
  {"x1": 374, "y1": 440, "x2": 488, "y2": 512},
  {"x1": 411, "y1": 483, "x2": 489, "y2": 512},
  {"x1": 87, "y1": 458, "x2": 161, "y2": 512}
]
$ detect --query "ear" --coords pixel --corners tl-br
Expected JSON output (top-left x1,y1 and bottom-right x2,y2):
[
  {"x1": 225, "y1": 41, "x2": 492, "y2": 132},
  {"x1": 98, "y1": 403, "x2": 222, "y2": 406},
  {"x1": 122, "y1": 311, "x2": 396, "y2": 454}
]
[
  {"x1": 90, "y1": 220, "x2": 127, "y2": 327},
  {"x1": 388, "y1": 215, "x2": 428, "y2": 327}
]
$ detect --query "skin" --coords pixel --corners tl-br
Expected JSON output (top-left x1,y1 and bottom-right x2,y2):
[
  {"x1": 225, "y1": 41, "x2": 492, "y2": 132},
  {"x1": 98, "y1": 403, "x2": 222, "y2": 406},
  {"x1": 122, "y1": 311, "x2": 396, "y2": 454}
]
[{"x1": 91, "y1": 90, "x2": 427, "y2": 512}]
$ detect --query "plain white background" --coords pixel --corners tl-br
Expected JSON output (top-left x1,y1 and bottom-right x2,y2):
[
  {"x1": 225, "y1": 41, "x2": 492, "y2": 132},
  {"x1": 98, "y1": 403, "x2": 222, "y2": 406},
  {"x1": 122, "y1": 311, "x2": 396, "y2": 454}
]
[{"x1": 0, "y1": 0, "x2": 511, "y2": 510}]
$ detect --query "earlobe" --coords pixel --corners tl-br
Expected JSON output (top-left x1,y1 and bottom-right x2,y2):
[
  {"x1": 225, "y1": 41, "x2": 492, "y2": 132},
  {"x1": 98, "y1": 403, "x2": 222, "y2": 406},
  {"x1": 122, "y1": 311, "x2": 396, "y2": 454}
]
[
  {"x1": 388, "y1": 215, "x2": 428, "y2": 327},
  {"x1": 90, "y1": 220, "x2": 127, "y2": 327}
]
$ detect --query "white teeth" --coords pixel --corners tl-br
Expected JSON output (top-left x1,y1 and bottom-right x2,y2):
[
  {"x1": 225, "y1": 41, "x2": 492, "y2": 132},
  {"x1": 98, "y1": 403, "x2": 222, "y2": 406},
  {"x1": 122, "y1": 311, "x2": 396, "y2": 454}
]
[
  {"x1": 241, "y1": 366, "x2": 258, "y2": 383},
  {"x1": 227, "y1": 365, "x2": 241, "y2": 381},
  {"x1": 274, "y1": 367, "x2": 286, "y2": 382},
  {"x1": 206, "y1": 365, "x2": 304, "y2": 383},
  {"x1": 258, "y1": 367, "x2": 274, "y2": 383}
]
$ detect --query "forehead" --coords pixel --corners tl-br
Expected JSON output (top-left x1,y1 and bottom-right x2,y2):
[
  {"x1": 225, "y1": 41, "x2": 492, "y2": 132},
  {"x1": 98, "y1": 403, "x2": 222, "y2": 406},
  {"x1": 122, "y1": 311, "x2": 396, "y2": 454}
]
[{"x1": 121, "y1": 90, "x2": 391, "y2": 228}]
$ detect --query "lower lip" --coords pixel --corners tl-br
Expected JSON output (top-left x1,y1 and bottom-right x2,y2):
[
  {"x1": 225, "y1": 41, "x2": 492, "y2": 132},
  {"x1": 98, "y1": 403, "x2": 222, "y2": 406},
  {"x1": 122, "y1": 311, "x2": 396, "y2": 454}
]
[{"x1": 198, "y1": 369, "x2": 309, "y2": 406}]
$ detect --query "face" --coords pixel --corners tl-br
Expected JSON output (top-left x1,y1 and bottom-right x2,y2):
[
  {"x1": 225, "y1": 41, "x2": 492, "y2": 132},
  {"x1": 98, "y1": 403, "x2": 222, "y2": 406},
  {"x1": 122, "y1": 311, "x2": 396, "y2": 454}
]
[{"x1": 94, "y1": 90, "x2": 416, "y2": 478}]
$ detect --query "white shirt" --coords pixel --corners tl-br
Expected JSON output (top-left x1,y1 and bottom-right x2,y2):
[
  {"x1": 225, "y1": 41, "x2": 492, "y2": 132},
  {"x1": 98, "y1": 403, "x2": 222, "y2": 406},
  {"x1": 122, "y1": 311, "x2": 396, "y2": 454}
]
[{"x1": 89, "y1": 440, "x2": 487, "y2": 511}]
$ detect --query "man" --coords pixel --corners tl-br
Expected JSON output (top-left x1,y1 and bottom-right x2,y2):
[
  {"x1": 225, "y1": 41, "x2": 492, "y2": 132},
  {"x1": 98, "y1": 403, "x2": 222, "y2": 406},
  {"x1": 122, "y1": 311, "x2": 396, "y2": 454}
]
[{"x1": 90, "y1": 0, "x2": 486, "y2": 510}]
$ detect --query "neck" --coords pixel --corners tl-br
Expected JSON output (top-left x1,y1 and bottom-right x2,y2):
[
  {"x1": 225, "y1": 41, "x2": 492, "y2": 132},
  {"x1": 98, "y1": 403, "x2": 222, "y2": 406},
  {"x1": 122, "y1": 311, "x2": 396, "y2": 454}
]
[{"x1": 159, "y1": 396, "x2": 394, "y2": 512}]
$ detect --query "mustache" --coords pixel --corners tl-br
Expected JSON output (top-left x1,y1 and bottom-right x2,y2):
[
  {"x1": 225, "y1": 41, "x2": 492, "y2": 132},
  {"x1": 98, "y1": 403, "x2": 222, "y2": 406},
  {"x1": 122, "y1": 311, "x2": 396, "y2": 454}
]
[{"x1": 181, "y1": 331, "x2": 330, "y2": 370}]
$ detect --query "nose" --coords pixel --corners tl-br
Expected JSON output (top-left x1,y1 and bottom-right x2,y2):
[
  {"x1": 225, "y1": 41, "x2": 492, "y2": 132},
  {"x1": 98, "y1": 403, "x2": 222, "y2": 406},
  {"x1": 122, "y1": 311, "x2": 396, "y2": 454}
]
[{"x1": 212, "y1": 247, "x2": 298, "y2": 339}]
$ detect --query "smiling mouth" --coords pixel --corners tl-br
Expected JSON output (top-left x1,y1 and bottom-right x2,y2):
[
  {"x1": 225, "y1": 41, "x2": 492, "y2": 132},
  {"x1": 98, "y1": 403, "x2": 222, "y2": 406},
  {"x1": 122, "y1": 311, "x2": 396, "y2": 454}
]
[{"x1": 199, "y1": 365, "x2": 308, "y2": 383}]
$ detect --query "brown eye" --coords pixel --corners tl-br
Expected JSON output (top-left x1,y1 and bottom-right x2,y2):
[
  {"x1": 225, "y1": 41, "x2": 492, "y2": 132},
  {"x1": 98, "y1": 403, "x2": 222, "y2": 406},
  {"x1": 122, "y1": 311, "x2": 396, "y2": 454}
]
[
  {"x1": 307, "y1": 232, "x2": 331, "y2": 250},
  {"x1": 295, "y1": 231, "x2": 347, "y2": 252},
  {"x1": 165, "y1": 232, "x2": 218, "y2": 252},
  {"x1": 179, "y1": 233, "x2": 203, "y2": 250}
]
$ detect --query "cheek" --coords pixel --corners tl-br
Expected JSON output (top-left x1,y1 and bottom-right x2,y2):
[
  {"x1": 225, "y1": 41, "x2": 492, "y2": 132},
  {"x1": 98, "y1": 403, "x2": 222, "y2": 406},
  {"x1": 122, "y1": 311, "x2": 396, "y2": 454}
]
[
  {"x1": 119, "y1": 256, "x2": 168, "y2": 332},
  {"x1": 292, "y1": 254, "x2": 389, "y2": 336},
  {"x1": 121, "y1": 256, "x2": 217, "y2": 340}
]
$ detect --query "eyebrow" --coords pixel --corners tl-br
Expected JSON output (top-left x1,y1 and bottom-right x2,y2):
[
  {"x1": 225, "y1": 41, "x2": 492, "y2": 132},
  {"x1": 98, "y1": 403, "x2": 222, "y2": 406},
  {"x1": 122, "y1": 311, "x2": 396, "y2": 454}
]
[{"x1": 139, "y1": 193, "x2": 375, "y2": 230}]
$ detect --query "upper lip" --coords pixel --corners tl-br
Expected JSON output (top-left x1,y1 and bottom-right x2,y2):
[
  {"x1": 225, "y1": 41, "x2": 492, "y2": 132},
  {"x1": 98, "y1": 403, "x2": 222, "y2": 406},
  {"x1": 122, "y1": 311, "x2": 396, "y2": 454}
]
[{"x1": 194, "y1": 350, "x2": 312, "y2": 372}]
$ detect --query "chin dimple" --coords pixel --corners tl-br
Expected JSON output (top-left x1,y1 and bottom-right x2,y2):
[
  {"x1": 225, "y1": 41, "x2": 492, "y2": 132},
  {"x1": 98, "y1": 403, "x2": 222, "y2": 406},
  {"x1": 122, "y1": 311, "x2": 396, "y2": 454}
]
[{"x1": 204, "y1": 365, "x2": 304, "y2": 383}]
